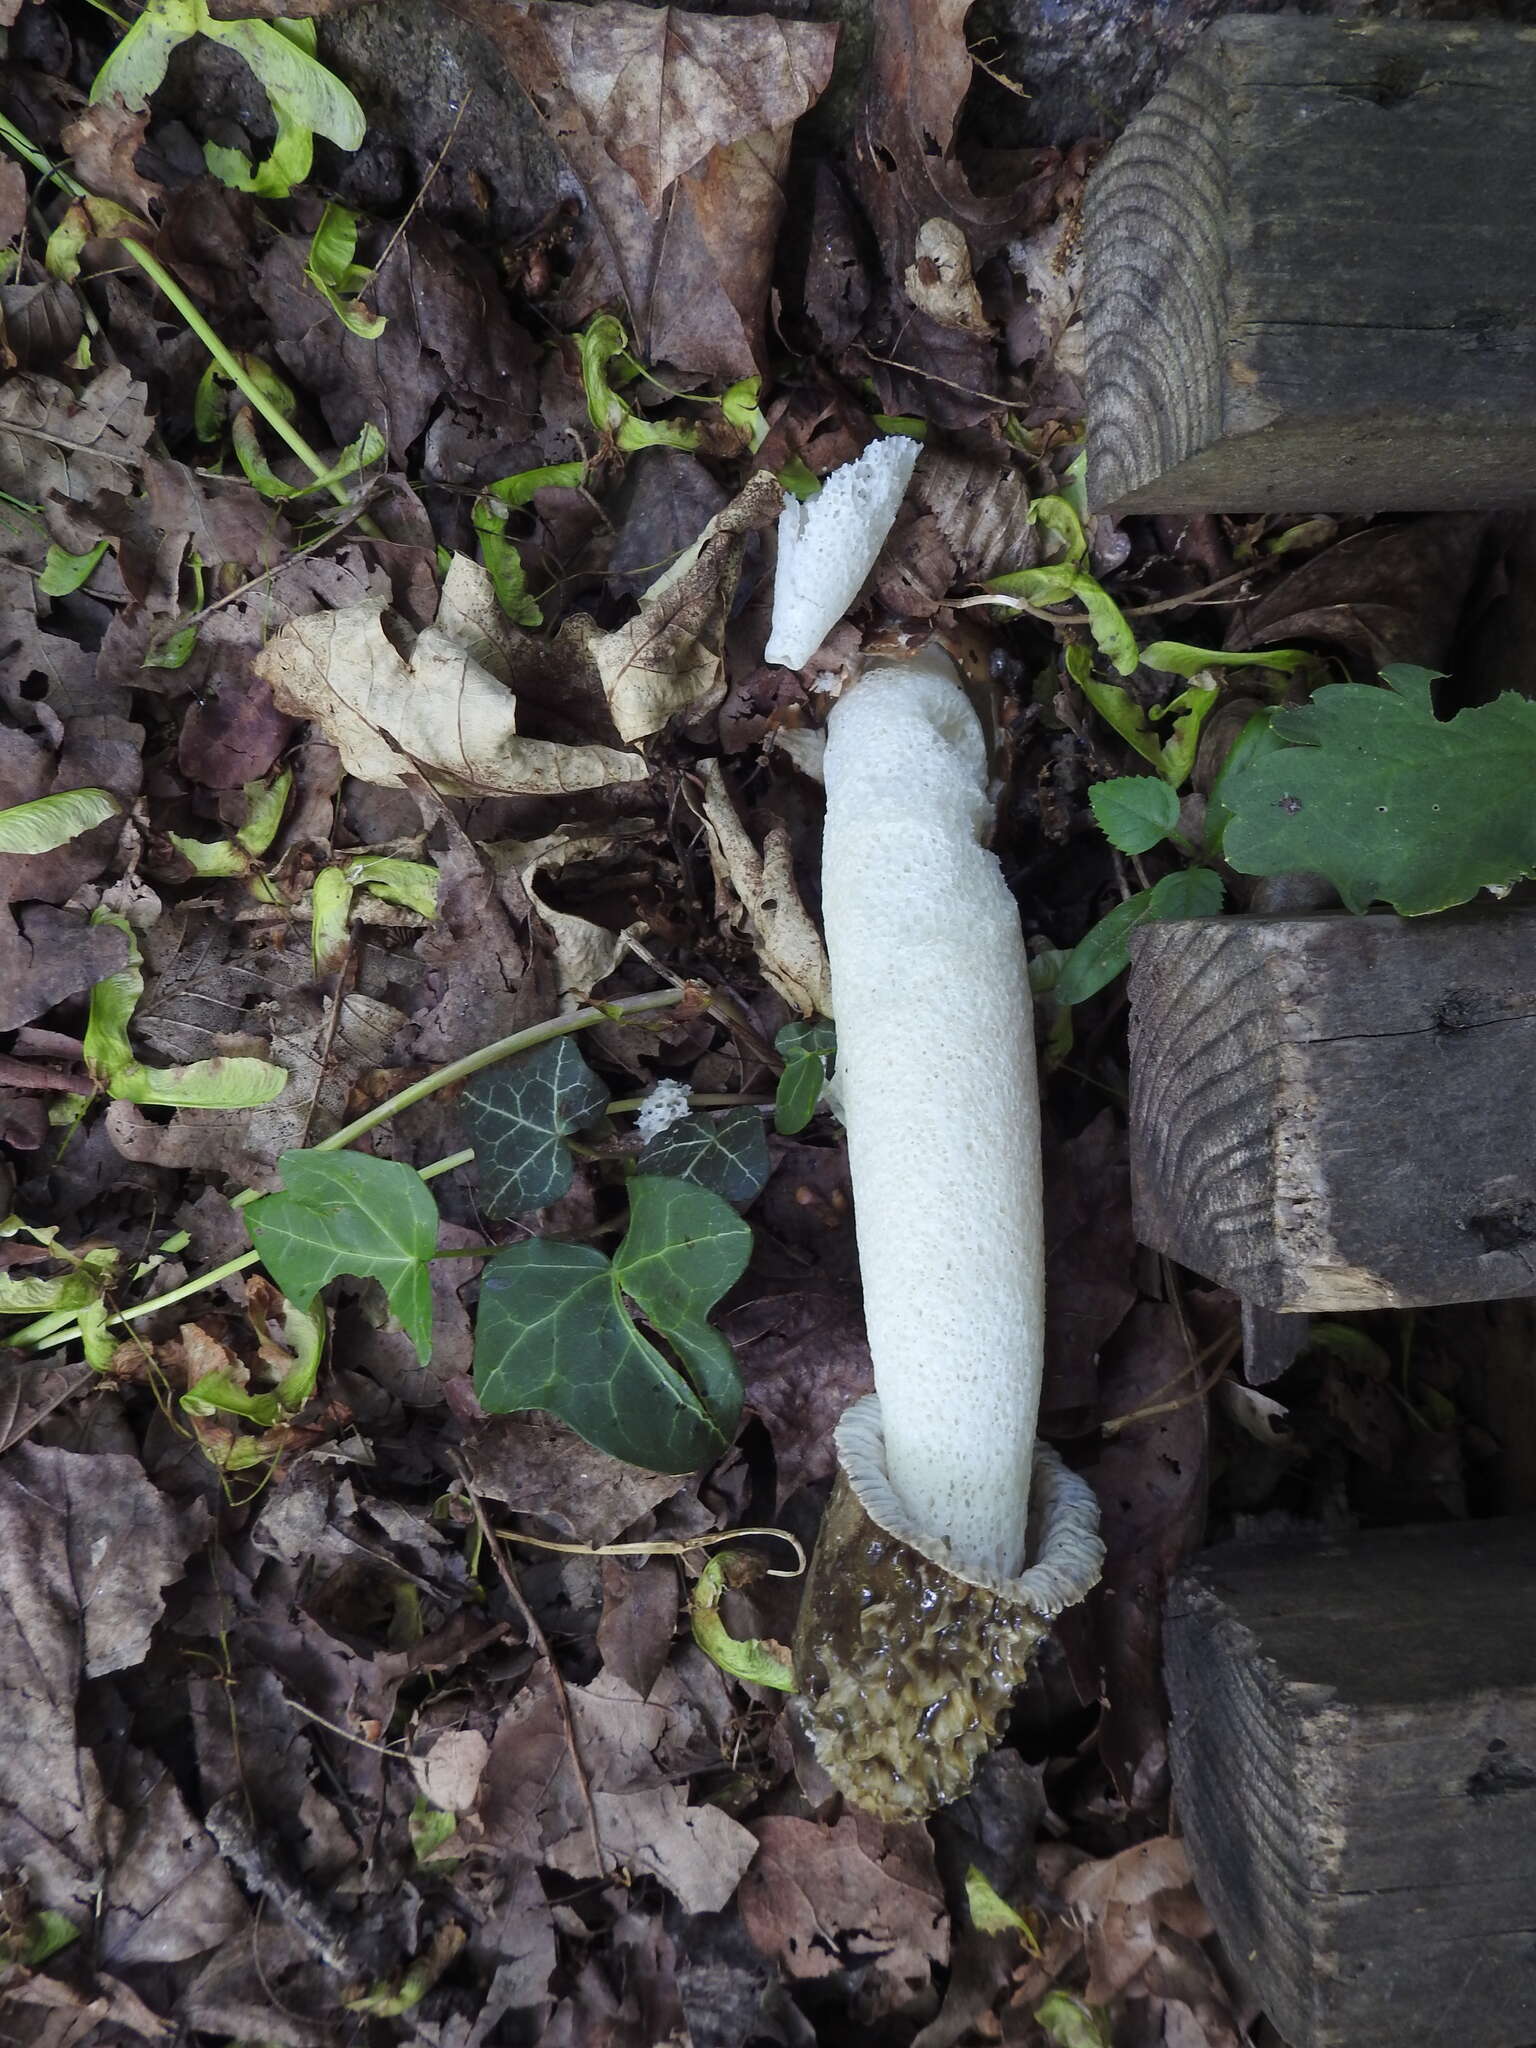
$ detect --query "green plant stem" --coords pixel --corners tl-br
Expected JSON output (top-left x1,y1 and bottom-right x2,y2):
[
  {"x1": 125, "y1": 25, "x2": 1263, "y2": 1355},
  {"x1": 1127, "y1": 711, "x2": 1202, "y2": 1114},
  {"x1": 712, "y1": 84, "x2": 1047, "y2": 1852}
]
[
  {"x1": 0, "y1": 110, "x2": 365, "y2": 516},
  {"x1": 17, "y1": 999, "x2": 683, "y2": 1355}
]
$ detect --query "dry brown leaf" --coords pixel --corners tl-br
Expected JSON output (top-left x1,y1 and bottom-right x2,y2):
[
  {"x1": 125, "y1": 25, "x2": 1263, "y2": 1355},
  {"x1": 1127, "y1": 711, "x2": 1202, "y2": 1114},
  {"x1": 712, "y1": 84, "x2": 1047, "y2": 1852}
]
[
  {"x1": 254, "y1": 600, "x2": 647, "y2": 796},
  {"x1": 486, "y1": 826, "x2": 648, "y2": 998},
  {"x1": 904, "y1": 218, "x2": 990, "y2": 335},
  {"x1": 738, "y1": 1813, "x2": 948, "y2": 2007},
  {"x1": 697, "y1": 759, "x2": 831, "y2": 1017},
  {"x1": 574, "y1": 469, "x2": 783, "y2": 744},
  {"x1": 546, "y1": 1781, "x2": 756, "y2": 1915},
  {"x1": 0, "y1": 1446, "x2": 206, "y2": 1917},
  {"x1": 60, "y1": 100, "x2": 163, "y2": 217},
  {"x1": 911, "y1": 447, "x2": 1039, "y2": 586},
  {"x1": 0, "y1": 366, "x2": 151, "y2": 516},
  {"x1": 455, "y1": 0, "x2": 837, "y2": 375}
]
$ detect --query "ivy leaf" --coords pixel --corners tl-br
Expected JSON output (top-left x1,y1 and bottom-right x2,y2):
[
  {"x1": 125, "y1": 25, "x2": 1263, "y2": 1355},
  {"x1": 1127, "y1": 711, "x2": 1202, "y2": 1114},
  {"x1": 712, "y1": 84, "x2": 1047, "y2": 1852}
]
[
  {"x1": 0, "y1": 787, "x2": 120, "y2": 855},
  {"x1": 245, "y1": 1151, "x2": 438, "y2": 1364},
  {"x1": 1056, "y1": 868, "x2": 1224, "y2": 1006},
  {"x1": 1088, "y1": 776, "x2": 1180, "y2": 855},
  {"x1": 774, "y1": 1019, "x2": 835, "y2": 1135},
  {"x1": 638, "y1": 1108, "x2": 771, "y2": 1207},
  {"x1": 1220, "y1": 665, "x2": 1536, "y2": 915},
  {"x1": 473, "y1": 1175, "x2": 749, "y2": 1473},
  {"x1": 460, "y1": 1037, "x2": 611, "y2": 1216}
]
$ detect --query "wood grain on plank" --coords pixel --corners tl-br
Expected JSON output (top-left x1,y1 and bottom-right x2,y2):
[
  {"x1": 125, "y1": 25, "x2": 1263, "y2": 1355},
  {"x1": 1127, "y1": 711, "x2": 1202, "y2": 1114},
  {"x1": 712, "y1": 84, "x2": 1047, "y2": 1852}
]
[
  {"x1": 1167, "y1": 1519, "x2": 1536, "y2": 2048},
  {"x1": 1128, "y1": 909, "x2": 1536, "y2": 1310},
  {"x1": 1084, "y1": 19, "x2": 1536, "y2": 512}
]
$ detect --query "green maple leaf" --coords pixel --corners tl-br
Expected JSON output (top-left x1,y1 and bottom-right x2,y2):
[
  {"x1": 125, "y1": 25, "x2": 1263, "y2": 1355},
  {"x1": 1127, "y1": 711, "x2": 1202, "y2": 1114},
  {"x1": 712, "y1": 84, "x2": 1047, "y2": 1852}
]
[{"x1": 1220, "y1": 666, "x2": 1536, "y2": 915}]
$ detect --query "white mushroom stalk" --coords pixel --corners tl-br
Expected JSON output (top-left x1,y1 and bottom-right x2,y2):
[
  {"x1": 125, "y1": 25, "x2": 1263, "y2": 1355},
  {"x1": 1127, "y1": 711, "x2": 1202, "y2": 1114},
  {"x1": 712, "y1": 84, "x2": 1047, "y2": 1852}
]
[{"x1": 794, "y1": 648, "x2": 1104, "y2": 1821}]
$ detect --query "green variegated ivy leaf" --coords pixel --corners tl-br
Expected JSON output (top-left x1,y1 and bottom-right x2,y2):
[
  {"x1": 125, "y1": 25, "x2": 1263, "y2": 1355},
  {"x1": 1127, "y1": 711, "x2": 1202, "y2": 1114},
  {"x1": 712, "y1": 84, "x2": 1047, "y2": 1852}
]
[
  {"x1": 473, "y1": 1174, "x2": 749, "y2": 1473},
  {"x1": 460, "y1": 1037, "x2": 611, "y2": 1217},
  {"x1": 245, "y1": 1151, "x2": 438, "y2": 1364},
  {"x1": 638, "y1": 1107, "x2": 771, "y2": 1207}
]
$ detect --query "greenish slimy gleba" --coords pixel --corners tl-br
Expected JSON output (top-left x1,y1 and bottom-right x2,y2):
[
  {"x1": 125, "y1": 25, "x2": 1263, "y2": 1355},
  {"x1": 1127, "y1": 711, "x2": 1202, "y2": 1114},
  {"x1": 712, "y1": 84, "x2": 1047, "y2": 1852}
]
[{"x1": 791, "y1": 646, "x2": 1105, "y2": 1822}]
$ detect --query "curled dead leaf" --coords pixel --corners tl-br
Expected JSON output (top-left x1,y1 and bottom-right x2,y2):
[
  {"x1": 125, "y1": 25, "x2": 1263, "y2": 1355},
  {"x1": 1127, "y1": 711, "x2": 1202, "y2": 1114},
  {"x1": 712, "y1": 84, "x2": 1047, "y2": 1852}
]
[
  {"x1": 573, "y1": 470, "x2": 783, "y2": 744},
  {"x1": 254, "y1": 600, "x2": 647, "y2": 796},
  {"x1": 904, "y1": 218, "x2": 990, "y2": 336},
  {"x1": 697, "y1": 760, "x2": 831, "y2": 1017}
]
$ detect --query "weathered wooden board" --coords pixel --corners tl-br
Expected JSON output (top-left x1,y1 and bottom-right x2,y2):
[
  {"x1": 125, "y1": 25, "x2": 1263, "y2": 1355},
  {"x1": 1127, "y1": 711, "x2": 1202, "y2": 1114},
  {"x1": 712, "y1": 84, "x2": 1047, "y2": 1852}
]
[
  {"x1": 1167, "y1": 1518, "x2": 1536, "y2": 2048},
  {"x1": 1082, "y1": 19, "x2": 1536, "y2": 512},
  {"x1": 1127, "y1": 909, "x2": 1536, "y2": 1311}
]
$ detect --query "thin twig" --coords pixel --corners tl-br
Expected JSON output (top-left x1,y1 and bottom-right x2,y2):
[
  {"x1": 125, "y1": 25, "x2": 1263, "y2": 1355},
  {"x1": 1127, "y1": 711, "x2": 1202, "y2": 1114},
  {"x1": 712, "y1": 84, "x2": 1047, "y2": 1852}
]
[
  {"x1": 456, "y1": 1465, "x2": 605, "y2": 1880},
  {"x1": 496, "y1": 1522, "x2": 807, "y2": 1578},
  {"x1": 371, "y1": 89, "x2": 473, "y2": 284},
  {"x1": 862, "y1": 349, "x2": 1032, "y2": 410}
]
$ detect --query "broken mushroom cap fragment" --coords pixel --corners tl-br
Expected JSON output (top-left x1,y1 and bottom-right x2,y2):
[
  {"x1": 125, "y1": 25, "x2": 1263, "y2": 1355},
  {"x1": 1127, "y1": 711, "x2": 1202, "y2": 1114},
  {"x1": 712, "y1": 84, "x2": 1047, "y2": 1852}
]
[
  {"x1": 764, "y1": 436, "x2": 921, "y2": 671},
  {"x1": 795, "y1": 649, "x2": 1103, "y2": 1822}
]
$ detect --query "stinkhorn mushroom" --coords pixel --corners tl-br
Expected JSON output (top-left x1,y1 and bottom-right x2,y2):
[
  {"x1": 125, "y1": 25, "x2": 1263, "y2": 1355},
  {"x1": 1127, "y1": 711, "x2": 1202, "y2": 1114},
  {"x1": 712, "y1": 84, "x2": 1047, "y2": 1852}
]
[
  {"x1": 794, "y1": 646, "x2": 1104, "y2": 1822},
  {"x1": 765, "y1": 437, "x2": 921, "y2": 671}
]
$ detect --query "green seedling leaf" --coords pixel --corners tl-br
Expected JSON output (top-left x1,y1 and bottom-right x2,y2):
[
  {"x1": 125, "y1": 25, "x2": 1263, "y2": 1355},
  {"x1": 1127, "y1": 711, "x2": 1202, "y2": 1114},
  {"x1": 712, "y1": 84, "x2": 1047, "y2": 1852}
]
[
  {"x1": 181, "y1": 1374, "x2": 281, "y2": 1426},
  {"x1": 77, "y1": 1301, "x2": 117, "y2": 1369},
  {"x1": 777, "y1": 456, "x2": 820, "y2": 501},
  {"x1": 237, "y1": 769, "x2": 292, "y2": 856},
  {"x1": 1218, "y1": 663, "x2": 1536, "y2": 913},
  {"x1": 460, "y1": 1037, "x2": 611, "y2": 1217},
  {"x1": 304, "y1": 201, "x2": 386, "y2": 336},
  {"x1": 774, "y1": 1019, "x2": 835, "y2": 1135},
  {"x1": 577, "y1": 313, "x2": 698, "y2": 453},
  {"x1": 964, "y1": 1867, "x2": 1040, "y2": 1948},
  {"x1": 195, "y1": 352, "x2": 297, "y2": 440},
  {"x1": 485, "y1": 460, "x2": 588, "y2": 510},
  {"x1": 409, "y1": 1799, "x2": 460, "y2": 1867},
  {"x1": 270, "y1": 1296, "x2": 327, "y2": 1410},
  {"x1": 310, "y1": 866, "x2": 354, "y2": 978},
  {"x1": 987, "y1": 565, "x2": 1138, "y2": 675},
  {"x1": 143, "y1": 621, "x2": 199, "y2": 670},
  {"x1": 639, "y1": 1108, "x2": 771, "y2": 1207},
  {"x1": 690, "y1": 1552, "x2": 795, "y2": 1690},
  {"x1": 90, "y1": 0, "x2": 200, "y2": 108},
  {"x1": 1026, "y1": 492, "x2": 1088, "y2": 570},
  {"x1": 344, "y1": 854, "x2": 438, "y2": 920},
  {"x1": 45, "y1": 194, "x2": 143, "y2": 283},
  {"x1": 1035, "y1": 1992, "x2": 1112, "y2": 2048},
  {"x1": 0, "y1": 1266, "x2": 108, "y2": 1315},
  {"x1": 84, "y1": 911, "x2": 287, "y2": 1106},
  {"x1": 201, "y1": 14, "x2": 365, "y2": 150},
  {"x1": 1055, "y1": 868, "x2": 1223, "y2": 1006},
  {"x1": 0, "y1": 787, "x2": 120, "y2": 855},
  {"x1": 869, "y1": 413, "x2": 927, "y2": 438},
  {"x1": 170, "y1": 832, "x2": 248, "y2": 878},
  {"x1": 471, "y1": 505, "x2": 542, "y2": 627},
  {"x1": 1141, "y1": 640, "x2": 1312, "y2": 679},
  {"x1": 111, "y1": 1056, "x2": 289, "y2": 1109},
  {"x1": 204, "y1": 81, "x2": 315, "y2": 198},
  {"x1": 1146, "y1": 679, "x2": 1219, "y2": 787},
  {"x1": 721, "y1": 376, "x2": 770, "y2": 452},
  {"x1": 1088, "y1": 776, "x2": 1179, "y2": 856},
  {"x1": 232, "y1": 408, "x2": 385, "y2": 502},
  {"x1": 21, "y1": 1911, "x2": 80, "y2": 1967},
  {"x1": 245, "y1": 1151, "x2": 439, "y2": 1365},
  {"x1": 474, "y1": 1174, "x2": 749, "y2": 1472},
  {"x1": 1055, "y1": 889, "x2": 1153, "y2": 1006},
  {"x1": 38, "y1": 538, "x2": 109, "y2": 596},
  {"x1": 1145, "y1": 865, "x2": 1224, "y2": 921}
]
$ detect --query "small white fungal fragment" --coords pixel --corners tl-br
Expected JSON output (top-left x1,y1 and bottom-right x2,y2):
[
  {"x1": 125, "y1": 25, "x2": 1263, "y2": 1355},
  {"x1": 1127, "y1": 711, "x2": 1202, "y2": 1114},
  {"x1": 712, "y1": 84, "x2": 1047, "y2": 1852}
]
[
  {"x1": 765, "y1": 438, "x2": 921, "y2": 671},
  {"x1": 635, "y1": 1077, "x2": 692, "y2": 1141}
]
